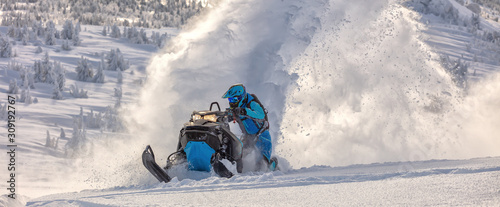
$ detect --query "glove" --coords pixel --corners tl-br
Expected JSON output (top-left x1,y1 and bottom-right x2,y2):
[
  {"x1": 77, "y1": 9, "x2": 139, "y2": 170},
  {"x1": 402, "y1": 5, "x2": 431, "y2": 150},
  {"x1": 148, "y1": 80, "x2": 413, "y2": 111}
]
[{"x1": 234, "y1": 107, "x2": 246, "y2": 116}]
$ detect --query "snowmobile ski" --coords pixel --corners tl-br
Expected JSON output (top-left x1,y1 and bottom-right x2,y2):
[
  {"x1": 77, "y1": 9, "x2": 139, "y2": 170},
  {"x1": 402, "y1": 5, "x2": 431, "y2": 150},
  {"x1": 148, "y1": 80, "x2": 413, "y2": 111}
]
[
  {"x1": 142, "y1": 145, "x2": 171, "y2": 183},
  {"x1": 211, "y1": 153, "x2": 234, "y2": 178}
]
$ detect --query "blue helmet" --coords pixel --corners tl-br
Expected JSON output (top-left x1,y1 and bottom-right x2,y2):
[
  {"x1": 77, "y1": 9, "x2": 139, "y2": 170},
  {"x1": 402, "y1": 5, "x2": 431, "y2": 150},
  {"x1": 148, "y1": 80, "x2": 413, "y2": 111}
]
[{"x1": 222, "y1": 84, "x2": 246, "y2": 108}]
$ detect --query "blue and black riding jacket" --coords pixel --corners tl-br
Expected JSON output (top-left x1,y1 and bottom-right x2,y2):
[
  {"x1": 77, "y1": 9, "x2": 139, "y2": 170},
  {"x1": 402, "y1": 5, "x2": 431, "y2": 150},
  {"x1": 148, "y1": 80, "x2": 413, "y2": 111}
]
[{"x1": 238, "y1": 94, "x2": 268, "y2": 135}]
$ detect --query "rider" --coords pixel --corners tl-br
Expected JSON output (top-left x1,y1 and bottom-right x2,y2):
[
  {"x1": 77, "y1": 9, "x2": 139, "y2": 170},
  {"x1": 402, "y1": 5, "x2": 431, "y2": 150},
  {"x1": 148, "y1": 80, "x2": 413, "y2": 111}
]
[{"x1": 222, "y1": 84, "x2": 277, "y2": 171}]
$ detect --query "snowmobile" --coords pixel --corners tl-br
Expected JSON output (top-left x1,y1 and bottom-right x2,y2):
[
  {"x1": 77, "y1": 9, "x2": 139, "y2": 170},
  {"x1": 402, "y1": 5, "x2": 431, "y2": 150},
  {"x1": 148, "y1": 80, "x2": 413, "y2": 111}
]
[{"x1": 142, "y1": 102, "x2": 244, "y2": 183}]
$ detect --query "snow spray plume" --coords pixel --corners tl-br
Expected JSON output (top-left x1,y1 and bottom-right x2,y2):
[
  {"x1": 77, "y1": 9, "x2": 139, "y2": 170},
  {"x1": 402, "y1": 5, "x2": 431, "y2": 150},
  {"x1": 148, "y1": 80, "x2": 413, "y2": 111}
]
[
  {"x1": 122, "y1": 0, "x2": 500, "y2": 178},
  {"x1": 278, "y1": 1, "x2": 500, "y2": 167}
]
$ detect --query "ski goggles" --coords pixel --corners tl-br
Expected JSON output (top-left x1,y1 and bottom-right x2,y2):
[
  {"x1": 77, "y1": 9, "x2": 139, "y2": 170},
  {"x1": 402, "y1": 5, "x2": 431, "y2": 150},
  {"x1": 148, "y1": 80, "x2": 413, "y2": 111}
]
[{"x1": 228, "y1": 96, "x2": 242, "y2": 103}]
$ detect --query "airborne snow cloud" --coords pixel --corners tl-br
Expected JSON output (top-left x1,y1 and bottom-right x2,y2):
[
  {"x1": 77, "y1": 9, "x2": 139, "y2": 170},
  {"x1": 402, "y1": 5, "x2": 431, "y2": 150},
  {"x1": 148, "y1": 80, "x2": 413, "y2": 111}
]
[{"x1": 125, "y1": 0, "x2": 500, "y2": 170}]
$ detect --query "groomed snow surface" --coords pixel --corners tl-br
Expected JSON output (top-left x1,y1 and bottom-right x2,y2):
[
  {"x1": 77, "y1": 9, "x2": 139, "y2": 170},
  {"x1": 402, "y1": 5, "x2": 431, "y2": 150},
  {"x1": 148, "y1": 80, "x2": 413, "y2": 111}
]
[
  {"x1": 27, "y1": 157, "x2": 500, "y2": 206},
  {"x1": 1, "y1": 0, "x2": 500, "y2": 206}
]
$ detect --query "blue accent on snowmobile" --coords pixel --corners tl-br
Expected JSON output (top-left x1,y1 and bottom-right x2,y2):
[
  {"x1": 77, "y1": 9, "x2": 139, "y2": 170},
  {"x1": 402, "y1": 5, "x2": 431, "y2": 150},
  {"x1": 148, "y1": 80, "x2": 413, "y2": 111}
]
[{"x1": 184, "y1": 141, "x2": 216, "y2": 172}]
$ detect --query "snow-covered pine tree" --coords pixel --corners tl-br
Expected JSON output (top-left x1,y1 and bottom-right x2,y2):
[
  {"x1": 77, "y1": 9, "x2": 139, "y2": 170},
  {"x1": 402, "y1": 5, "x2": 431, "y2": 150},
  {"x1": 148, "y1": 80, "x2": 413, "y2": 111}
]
[
  {"x1": 123, "y1": 27, "x2": 128, "y2": 38},
  {"x1": 94, "y1": 61, "x2": 105, "y2": 83},
  {"x1": 45, "y1": 130, "x2": 52, "y2": 147},
  {"x1": 75, "y1": 21, "x2": 81, "y2": 34},
  {"x1": 21, "y1": 69, "x2": 29, "y2": 89},
  {"x1": 8, "y1": 79, "x2": 20, "y2": 94},
  {"x1": 8, "y1": 60, "x2": 23, "y2": 71},
  {"x1": 45, "y1": 129, "x2": 60, "y2": 149},
  {"x1": 130, "y1": 27, "x2": 143, "y2": 44},
  {"x1": 106, "y1": 49, "x2": 118, "y2": 71},
  {"x1": 61, "y1": 20, "x2": 74, "y2": 40},
  {"x1": 0, "y1": 34, "x2": 12, "y2": 58},
  {"x1": 44, "y1": 54, "x2": 56, "y2": 85},
  {"x1": 106, "y1": 48, "x2": 129, "y2": 71},
  {"x1": 32, "y1": 21, "x2": 41, "y2": 37},
  {"x1": 69, "y1": 83, "x2": 88, "y2": 98},
  {"x1": 127, "y1": 27, "x2": 135, "y2": 39},
  {"x1": 110, "y1": 24, "x2": 121, "y2": 38},
  {"x1": 22, "y1": 31, "x2": 28, "y2": 45},
  {"x1": 60, "y1": 128, "x2": 66, "y2": 140},
  {"x1": 52, "y1": 86, "x2": 63, "y2": 100},
  {"x1": 54, "y1": 61, "x2": 66, "y2": 91},
  {"x1": 150, "y1": 31, "x2": 157, "y2": 45},
  {"x1": 19, "y1": 67, "x2": 36, "y2": 89},
  {"x1": 75, "y1": 56, "x2": 94, "y2": 82},
  {"x1": 54, "y1": 30, "x2": 60, "y2": 39},
  {"x1": 25, "y1": 88, "x2": 33, "y2": 104},
  {"x1": 86, "y1": 109, "x2": 103, "y2": 129},
  {"x1": 72, "y1": 31, "x2": 81, "y2": 46},
  {"x1": 45, "y1": 21, "x2": 57, "y2": 45},
  {"x1": 65, "y1": 114, "x2": 87, "y2": 157},
  {"x1": 15, "y1": 27, "x2": 22, "y2": 41},
  {"x1": 33, "y1": 60, "x2": 42, "y2": 82},
  {"x1": 20, "y1": 88, "x2": 33, "y2": 104},
  {"x1": 140, "y1": 28, "x2": 148, "y2": 44},
  {"x1": 20, "y1": 89, "x2": 26, "y2": 102},
  {"x1": 20, "y1": 67, "x2": 35, "y2": 90},
  {"x1": 102, "y1": 105, "x2": 123, "y2": 132},
  {"x1": 7, "y1": 25, "x2": 15, "y2": 38},
  {"x1": 19, "y1": 25, "x2": 29, "y2": 45},
  {"x1": 34, "y1": 52, "x2": 56, "y2": 84},
  {"x1": 44, "y1": 28, "x2": 56, "y2": 45}
]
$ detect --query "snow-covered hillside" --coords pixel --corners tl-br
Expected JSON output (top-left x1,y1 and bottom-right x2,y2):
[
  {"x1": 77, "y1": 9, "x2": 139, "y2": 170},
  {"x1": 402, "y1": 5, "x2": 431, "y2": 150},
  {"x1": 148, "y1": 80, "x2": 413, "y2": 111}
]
[
  {"x1": 0, "y1": 24, "x2": 179, "y2": 203},
  {"x1": 1, "y1": 0, "x2": 500, "y2": 206},
  {"x1": 26, "y1": 157, "x2": 500, "y2": 206}
]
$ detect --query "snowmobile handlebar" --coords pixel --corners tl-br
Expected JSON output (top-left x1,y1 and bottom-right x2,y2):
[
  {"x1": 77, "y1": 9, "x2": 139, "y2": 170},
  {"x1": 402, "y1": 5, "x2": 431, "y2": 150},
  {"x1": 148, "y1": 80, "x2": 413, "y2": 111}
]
[
  {"x1": 210, "y1": 102, "x2": 221, "y2": 111},
  {"x1": 224, "y1": 107, "x2": 243, "y2": 123}
]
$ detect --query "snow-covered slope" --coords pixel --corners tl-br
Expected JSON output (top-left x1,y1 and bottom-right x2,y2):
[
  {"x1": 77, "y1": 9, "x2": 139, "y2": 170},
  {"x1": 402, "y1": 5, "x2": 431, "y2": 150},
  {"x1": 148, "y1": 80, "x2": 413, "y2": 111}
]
[
  {"x1": 27, "y1": 157, "x2": 500, "y2": 206},
  {"x1": 1, "y1": 0, "x2": 500, "y2": 206}
]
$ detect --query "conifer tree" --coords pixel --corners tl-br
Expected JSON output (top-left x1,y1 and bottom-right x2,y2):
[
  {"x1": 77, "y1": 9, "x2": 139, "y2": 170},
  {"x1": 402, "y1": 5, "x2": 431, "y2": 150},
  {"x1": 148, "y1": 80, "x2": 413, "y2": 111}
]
[
  {"x1": 52, "y1": 86, "x2": 63, "y2": 100},
  {"x1": 0, "y1": 34, "x2": 12, "y2": 58},
  {"x1": 61, "y1": 20, "x2": 74, "y2": 40},
  {"x1": 75, "y1": 56, "x2": 94, "y2": 82},
  {"x1": 45, "y1": 130, "x2": 52, "y2": 147},
  {"x1": 45, "y1": 21, "x2": 57, "y2": 45},
  {"x1": 72, "y1": 32, "x2": 81, "y2": 46},
  {"x1": 110, "y1": 24, "x2": 121, "y2": 38},
  {"x1": 8, "y1": 79, "x2": 20, "y2": 94},
  {"x1": 54, "y1": 61, "x2": 66, "y2": 91},
  {"x1": 94, "y1": 61, "x2": 105, "y2": 83}
]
